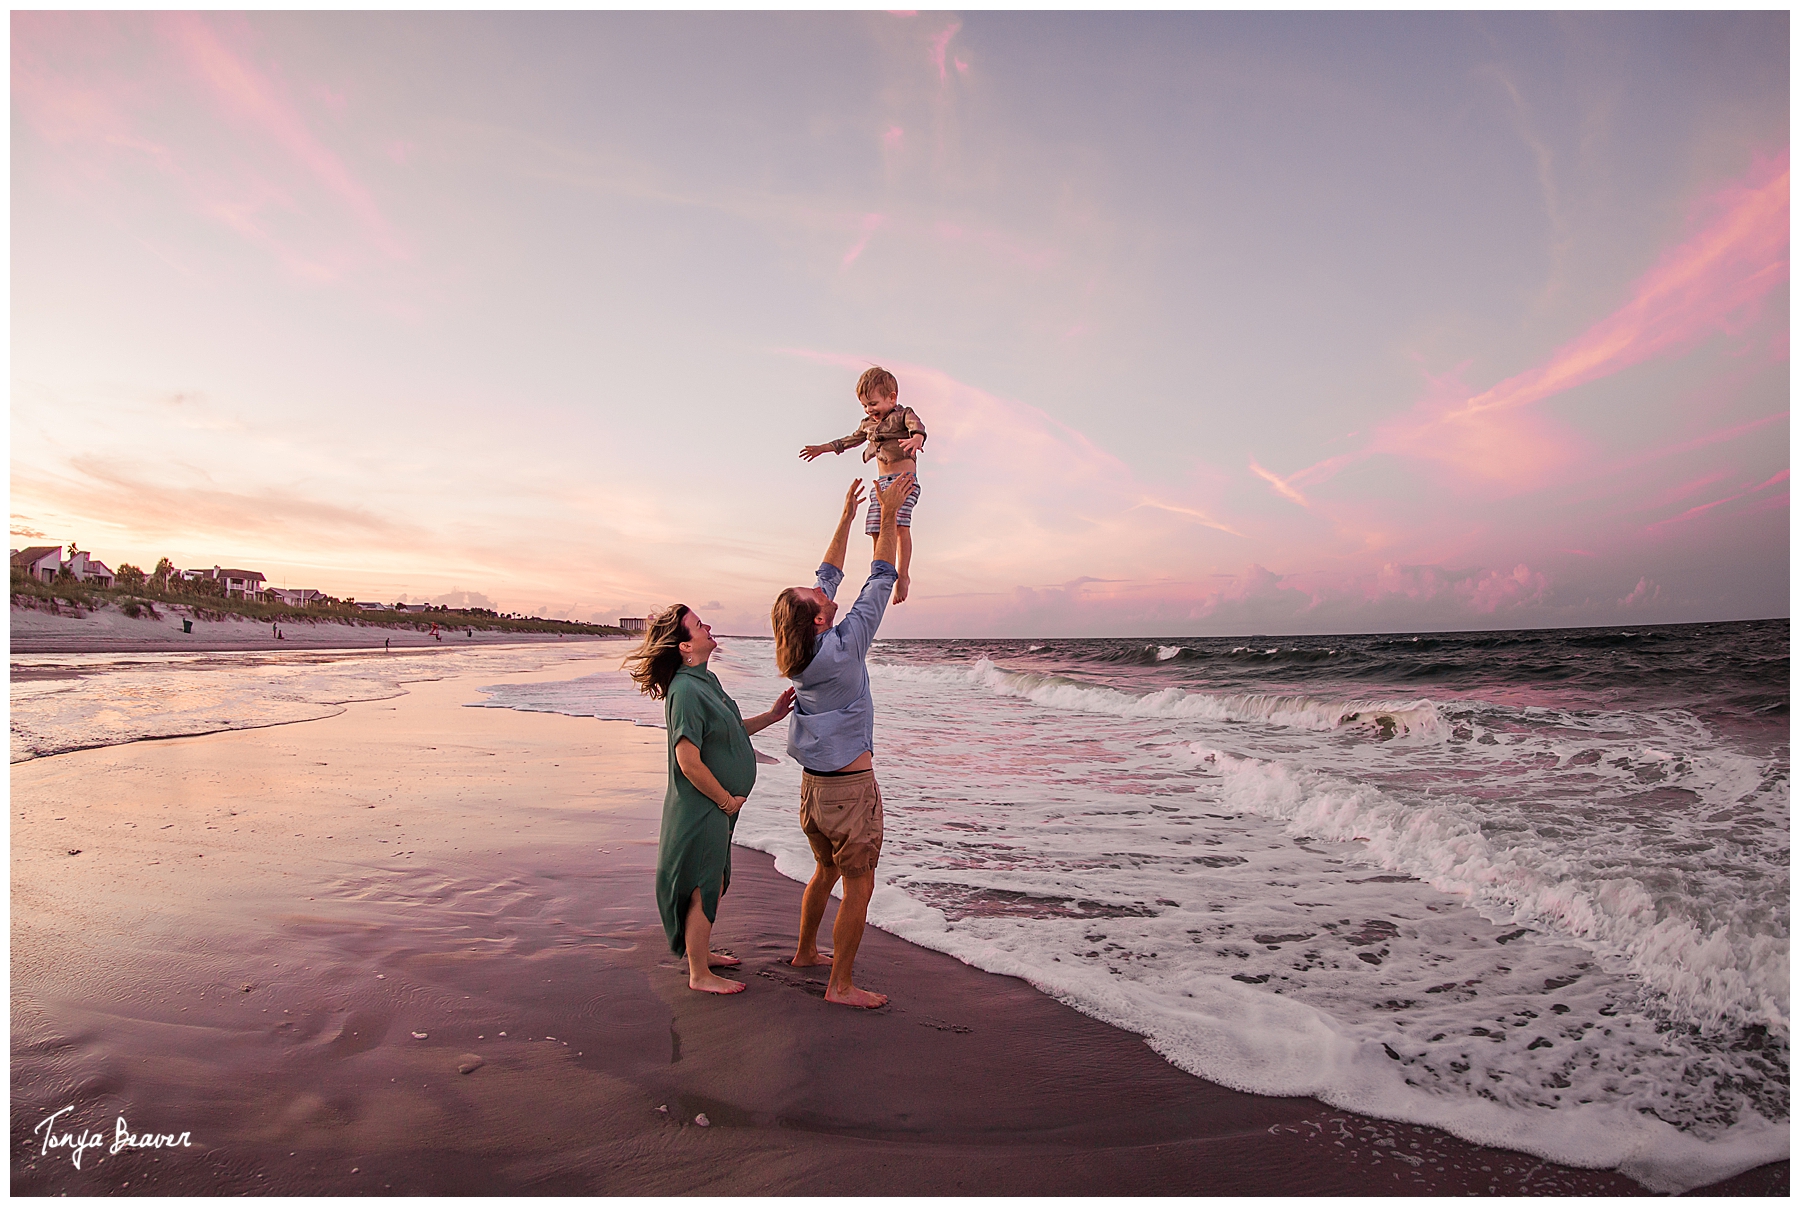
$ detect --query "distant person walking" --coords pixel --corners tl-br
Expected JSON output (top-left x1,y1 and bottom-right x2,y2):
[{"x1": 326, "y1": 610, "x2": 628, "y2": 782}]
[
  {"x1": 626, "y1": 604, "x2": 794, "y2": 994},
  {"x1": 769, "y1": 473, "x2": 913, "y2": 1008}
]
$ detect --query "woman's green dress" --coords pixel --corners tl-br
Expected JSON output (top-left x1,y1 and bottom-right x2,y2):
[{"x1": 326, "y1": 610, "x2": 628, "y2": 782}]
[{"x1": 655, "y1": 663, "x2": 758, "y2": 955}]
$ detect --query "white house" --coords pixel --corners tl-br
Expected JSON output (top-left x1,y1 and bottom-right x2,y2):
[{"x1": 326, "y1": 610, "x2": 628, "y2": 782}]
[
  {"x1": 12, "y1": 546, "x2": 63, "y2": 583},
  {"x1": 66, "y1": 550, "x2": 114, "y2": 588},
  {"x1": 268, "y1": 588, "x2": 328, "y2": 607},
  {"x1": 619, "y1": 617, "x2": 648, "y2": 633},
  {"x1": 186, "y1": 566, "x2": 267, "y2": 601}
]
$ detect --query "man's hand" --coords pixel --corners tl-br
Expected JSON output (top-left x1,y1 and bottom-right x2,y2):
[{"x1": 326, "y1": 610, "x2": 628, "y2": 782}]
[
  {"x1": 842, "y1": 478, "x2": 867, "y2": 516},
  {"x1": 898, "y1": 434, "x2": 924, "y2": 456},
  {"x1": 799, "y1": 444, "x2": 833, "y2": 462},
  {"x1": 722, "y1": 795, "x2": 748, "y2": 816},
  {"x1": 875, "y1": 470, "x2": 915, "y2": 513}
]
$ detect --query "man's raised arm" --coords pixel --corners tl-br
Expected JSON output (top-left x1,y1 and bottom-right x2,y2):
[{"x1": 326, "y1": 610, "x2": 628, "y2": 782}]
[
  {"x1": 871, "y1": 472, "x2": 912, "y2": 569},
  {"x1": 829, "y1": 471, "x2": 914, "y2": 659},
  {"x1": 822, "y1": 479, "x2": 867, "y2": 572}
]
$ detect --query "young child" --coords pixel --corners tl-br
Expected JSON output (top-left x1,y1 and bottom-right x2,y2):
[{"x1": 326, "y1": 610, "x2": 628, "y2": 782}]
[{"x1": 798, "y1": 366, "x2": 925, "y2": 604}]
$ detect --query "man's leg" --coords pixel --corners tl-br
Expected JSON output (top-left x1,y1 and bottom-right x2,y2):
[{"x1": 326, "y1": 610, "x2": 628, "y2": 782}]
[
  {"x1": 791, "y1": 860, "x2": 839, "y2": 967},
  {"x1": 892, "y1": 526, "x2": 913, "y2": 604},
  {"x1": 685, "y1": 888, "x2": 745, "y2": 994},
  {"x1": 824, "y1": 872, "x2": 887, "y2": 1008}
]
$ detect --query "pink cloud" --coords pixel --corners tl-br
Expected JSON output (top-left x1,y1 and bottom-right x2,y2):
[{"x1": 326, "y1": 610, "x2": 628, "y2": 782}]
[
  {"x1": 841, "y1": 212, "x2": 887, "y2": 267},
  {"x1": 159, "y1": 14, "x2": 404, "y2": 259},
  {"x1": 1646, "y1": 469, "x2": 1788, "y2": 534},
  {"x1": 1273, "y1": 153, "x2": 1788, "y2": 491},
  {"x1": 15, "y1": 13, "x2": 407, "y2": 283},
  {"x1": 882, "y1": 124, "x2": 904, "y2": 151},
  {"x1": 1249, "y1": 459, "x2": 1310, "y2": 508},
  {"x1": 1620, "y1": 577, "x2": 1662, "y2": 609},
  {"x1": 1467, "y1": 152, "x2": 1786, "y2": 418},
  {"x1": 929, "y1": 21, "x2": 962, "y2": 82}
]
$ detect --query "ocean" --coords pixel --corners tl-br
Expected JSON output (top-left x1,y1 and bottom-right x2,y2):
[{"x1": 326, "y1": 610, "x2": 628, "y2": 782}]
[
  {"x1": 473, "y1": 617, "x2": 1788, "y2": 1191},
  {"x1": 11, "y1": 621, "x2": 1786, "y2": 1190}
]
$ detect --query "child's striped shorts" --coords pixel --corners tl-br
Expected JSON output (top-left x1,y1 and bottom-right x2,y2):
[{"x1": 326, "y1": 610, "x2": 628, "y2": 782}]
[{"x1": 865, "y1": 473, "x2": 922, "y2": 535}]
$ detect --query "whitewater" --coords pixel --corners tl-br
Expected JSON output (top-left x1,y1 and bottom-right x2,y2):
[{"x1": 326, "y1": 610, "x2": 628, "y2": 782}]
[{"x1": 473, "y1": 619, "x2": 1788, "y2": 1193}]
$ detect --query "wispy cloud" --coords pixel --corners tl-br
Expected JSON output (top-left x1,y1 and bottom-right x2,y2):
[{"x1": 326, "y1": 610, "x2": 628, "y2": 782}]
[
  {"x1": 841, "y1": 212, "x2": 887, "y2": 267},
  {"x1": 159, "y1": 14, "x2": 405, "y2": 259},
  {"x1": 1645, "y1": 469, "x2": 1788, "y2": 534},
  {"x1": 1381, "y1": 153, "x2": 1786, "y2": 475},
  {"x1": 14, "y1": 13, "x2": 405, "y2": 284},
  {"x1": 1248, "y1": 459, "x2": 1310, "y2": 508},
  {"x1": 929, "y1": 21, "x2": 962, "y2": 82},
  {"x1": 1271, "y1": 153, "x2": 1789, "y2": 491}
]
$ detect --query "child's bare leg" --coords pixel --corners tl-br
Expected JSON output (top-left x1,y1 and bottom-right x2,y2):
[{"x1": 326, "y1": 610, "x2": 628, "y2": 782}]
[{"x1": 893, "y1": 526, "x2": 913, "y2": 604}]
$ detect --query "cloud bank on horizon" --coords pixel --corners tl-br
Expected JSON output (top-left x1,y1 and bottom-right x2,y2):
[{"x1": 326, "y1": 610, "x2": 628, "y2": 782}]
[{"x1": 11, "y1": 12, "x2": 1788, "y2": 636}]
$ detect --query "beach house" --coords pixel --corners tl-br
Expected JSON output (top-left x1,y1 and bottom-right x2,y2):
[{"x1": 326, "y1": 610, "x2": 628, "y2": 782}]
[
  {"x1": 619, "y1": 617, "x2": 648, "y2": 633},
  {"x1": 186, "y1": 566, "x2": 267, "y2": 602},
  {"x1": 268, "y1": 588, "x2": 328, "y2": 607},
  {"x1": 11, "y1": 546, "x2": 63, "y2": 583},
  {"x1": 66, "y1": 550, "x2": 115, "y2": 587}
]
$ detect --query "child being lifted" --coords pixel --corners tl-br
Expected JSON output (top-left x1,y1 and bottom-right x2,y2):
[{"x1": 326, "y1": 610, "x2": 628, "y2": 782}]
[{"x1": 799, "y1": 366, "x2": 926, "y2": 604}]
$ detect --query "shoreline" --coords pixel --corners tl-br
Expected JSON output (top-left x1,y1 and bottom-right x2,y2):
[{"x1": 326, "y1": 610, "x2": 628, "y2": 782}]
[{"x1": 10, "y1": 655, "x2": 1786, "y2": 1195}]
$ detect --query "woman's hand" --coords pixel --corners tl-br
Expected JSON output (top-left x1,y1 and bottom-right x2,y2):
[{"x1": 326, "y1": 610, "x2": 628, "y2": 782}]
[
  {"x1": 722, "y1": 795, "x2": 748, "y2": 816},
  {"x1": 769, "y1": 686, "x2": 796, "y2": 721},
  {"x1": 799, "y1": 444, "x2": 832, "y2": 462},
  {"x1": 742, "y1": 687, "x2": 796, "y2": 735}
]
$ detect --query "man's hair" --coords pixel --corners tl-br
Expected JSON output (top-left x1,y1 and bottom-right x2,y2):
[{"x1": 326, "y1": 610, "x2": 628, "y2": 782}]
[
  {"x1": 856, "y1": 366, "x2": 898, "y2": 401},
  {"x1": 622, "y1": 603, "x2": 691, "y2": 699},
  {"x1": 771, "y1": 588, "x2": 822, "y2": 678}
]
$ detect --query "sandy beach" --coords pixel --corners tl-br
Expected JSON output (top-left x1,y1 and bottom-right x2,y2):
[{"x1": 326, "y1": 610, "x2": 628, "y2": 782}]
[
  {"x1": 11, "y1": 649, "x2": 1785, "y2": 1195},
  {"x1": 8, "y1": 601, "x2": 608, "y2": 655}
]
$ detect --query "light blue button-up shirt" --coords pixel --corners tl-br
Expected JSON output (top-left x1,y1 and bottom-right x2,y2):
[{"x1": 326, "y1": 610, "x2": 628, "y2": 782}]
[{"x1": 785, "y1": 559, "x2": 897, "y2": 772}]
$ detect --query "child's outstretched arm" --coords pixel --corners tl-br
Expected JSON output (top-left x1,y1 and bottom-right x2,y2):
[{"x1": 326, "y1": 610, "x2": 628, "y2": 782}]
[{"x1": 798, "y1": 427, "x2": 869, "y2": 462}]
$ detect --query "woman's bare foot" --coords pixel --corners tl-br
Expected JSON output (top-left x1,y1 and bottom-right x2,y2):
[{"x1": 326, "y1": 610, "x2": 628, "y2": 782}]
[
  {"x1": 789, "y1": 949, "x2": 833, "y2": 968},
  {"x1": 824, "y1": 984, "x2": 888, "y2": 1008},
  {"x1": 892, "y1": 574, "x2": 910, "y2": 605},
  {"x1": 689, "y1": 971, "x2": 746, "y2": 995},
  {"x1": 708, "y1": 951, "x2": 741, "y2": 968}
]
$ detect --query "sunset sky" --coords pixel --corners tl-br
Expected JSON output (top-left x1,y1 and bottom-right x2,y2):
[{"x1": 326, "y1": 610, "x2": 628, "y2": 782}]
[{"x1": 11, "y1": 12, "x2": 1789, "y2": 636}]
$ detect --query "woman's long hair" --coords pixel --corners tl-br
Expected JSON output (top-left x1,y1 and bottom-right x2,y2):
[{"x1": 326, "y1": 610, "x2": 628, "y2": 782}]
[
  {"x1": 623, "y1": 603, "x2": 691, "y2": 700},
  {"x1": 771, "y1": 588, "x2": 821, "y2": 679}
]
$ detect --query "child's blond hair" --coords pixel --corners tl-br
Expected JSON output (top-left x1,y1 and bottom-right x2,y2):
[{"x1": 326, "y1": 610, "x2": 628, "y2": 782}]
[{"x1": 856, "y1": 366, "x2": 898, "y2": 401}]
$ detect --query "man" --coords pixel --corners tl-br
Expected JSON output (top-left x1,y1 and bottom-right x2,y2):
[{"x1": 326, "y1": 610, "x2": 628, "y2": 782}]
[{"x1": 768, "y1": 472, "x2": 915, "y2": 1008}]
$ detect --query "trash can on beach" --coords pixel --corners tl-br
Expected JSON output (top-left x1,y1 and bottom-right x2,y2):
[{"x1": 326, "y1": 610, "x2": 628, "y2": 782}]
[{"x1": 182, "y1": 619, "x2": 193, "y2": 634}]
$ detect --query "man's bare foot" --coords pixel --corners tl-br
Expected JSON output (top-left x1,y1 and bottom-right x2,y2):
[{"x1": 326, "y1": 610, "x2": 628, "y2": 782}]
[
  {"x1": 789, "y1": 950, "x2": 833, "y2": 968},
  {"x1": 689, "y1": 971, "x2": 747, "y2": 995},
  {"x1": 824, "y1": 984, "x2": 888, "y2": 1008},
  {"x1": 708, "y1": 951, "x2": 741, "y2": 968},
  {"x1": 892, "y1": 574, "x2": 910, "y2": 605}
]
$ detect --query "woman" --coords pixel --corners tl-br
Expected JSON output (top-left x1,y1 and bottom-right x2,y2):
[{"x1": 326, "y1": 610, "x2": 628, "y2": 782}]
[
  {"x1": 768, "y1": 472, "x2": 913, "y2": 1008},
  {"x1": 626, "y1": 604, "x2": 794, "y2": 994}
]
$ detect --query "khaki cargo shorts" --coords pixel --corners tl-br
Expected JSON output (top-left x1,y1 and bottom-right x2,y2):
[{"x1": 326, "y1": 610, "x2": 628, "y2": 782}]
[{"x1": 799, "y1": 769, "x2": 883, "y2": 878}]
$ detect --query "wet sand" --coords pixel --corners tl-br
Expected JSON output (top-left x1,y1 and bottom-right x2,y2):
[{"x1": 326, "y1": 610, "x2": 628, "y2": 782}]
[{"x1": 11, "y1": 662, "x2": 1786, "y2": 1195}]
